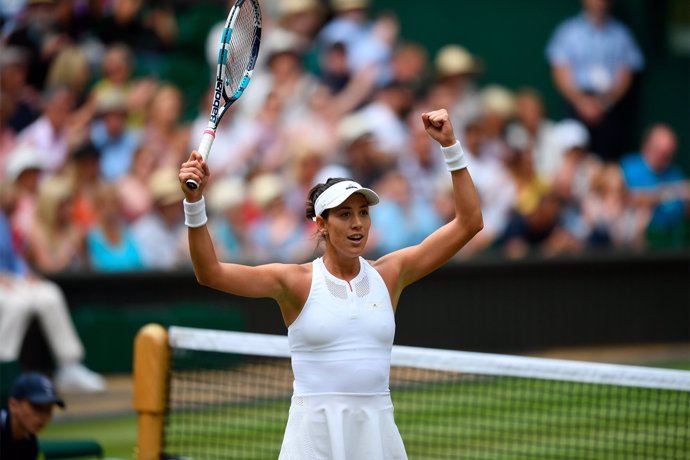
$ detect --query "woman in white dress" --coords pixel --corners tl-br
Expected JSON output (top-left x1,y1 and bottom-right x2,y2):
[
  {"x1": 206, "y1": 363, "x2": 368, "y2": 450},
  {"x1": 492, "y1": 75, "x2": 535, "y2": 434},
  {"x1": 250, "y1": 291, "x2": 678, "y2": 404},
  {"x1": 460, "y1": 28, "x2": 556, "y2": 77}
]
[{"x1": 178, "y1": 108, "x2": 483, "y2": 459}]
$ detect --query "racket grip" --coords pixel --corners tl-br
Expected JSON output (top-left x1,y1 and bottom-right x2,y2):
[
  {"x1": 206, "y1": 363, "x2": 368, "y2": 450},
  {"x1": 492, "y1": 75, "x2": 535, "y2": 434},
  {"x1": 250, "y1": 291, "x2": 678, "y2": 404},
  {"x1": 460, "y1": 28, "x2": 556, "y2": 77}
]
[{"x1": 186, "y1": 129, "x2": 216, "y2": 189}]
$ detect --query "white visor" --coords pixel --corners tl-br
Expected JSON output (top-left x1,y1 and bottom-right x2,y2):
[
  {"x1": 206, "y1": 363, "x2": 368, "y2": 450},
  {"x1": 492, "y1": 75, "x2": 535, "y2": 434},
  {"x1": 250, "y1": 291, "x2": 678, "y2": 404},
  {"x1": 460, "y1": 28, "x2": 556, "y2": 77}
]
[{"x1": 313, "y1": 180, "x2": 380, "y2": 220}]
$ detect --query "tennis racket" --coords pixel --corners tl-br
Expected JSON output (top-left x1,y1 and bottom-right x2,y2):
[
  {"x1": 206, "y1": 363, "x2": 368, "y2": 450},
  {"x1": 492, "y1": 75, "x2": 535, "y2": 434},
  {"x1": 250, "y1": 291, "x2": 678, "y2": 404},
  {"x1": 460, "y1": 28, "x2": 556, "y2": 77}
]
[{"x1": 186, "y1": 0, "x2": 262, "y2": 189}]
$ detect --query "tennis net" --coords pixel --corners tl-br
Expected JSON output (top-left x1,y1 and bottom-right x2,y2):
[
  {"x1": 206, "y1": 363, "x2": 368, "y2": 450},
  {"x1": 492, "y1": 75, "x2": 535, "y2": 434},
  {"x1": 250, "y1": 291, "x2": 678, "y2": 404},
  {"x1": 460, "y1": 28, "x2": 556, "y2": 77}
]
[{"x1": 159, "y1": 326, "x2": 689, "y2": 460}]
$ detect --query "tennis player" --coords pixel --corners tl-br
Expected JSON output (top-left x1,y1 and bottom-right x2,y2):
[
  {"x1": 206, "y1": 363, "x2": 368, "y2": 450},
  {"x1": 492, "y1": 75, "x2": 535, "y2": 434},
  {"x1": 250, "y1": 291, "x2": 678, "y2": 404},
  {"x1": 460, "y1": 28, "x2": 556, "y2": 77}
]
[{"x1": 178, "y1": 108, "x2": 482, "y2": 459}]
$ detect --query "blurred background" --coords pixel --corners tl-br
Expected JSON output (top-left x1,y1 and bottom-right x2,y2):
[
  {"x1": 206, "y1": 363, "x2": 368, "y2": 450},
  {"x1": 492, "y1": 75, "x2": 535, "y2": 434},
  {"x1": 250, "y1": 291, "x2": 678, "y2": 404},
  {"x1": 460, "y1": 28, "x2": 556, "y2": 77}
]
[{"x1": 0, "y1": 0, "x2": 688, "y2": 457}]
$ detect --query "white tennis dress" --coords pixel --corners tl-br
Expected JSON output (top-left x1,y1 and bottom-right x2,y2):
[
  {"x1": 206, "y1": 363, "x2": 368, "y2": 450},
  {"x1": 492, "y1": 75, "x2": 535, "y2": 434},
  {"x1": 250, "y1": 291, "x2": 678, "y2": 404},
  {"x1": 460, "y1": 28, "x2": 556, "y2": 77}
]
[{"x1": 279, "y1": 257, "x2": 408, "y2": 460}]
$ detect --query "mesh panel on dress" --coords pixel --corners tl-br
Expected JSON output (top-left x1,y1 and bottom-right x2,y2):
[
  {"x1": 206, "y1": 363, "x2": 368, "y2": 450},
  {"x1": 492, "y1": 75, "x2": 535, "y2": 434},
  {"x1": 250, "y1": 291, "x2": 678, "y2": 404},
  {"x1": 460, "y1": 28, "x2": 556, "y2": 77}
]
[
  {"x1": 354, "y1": 274, "x2": 370, "y2": 298},
  {"x1": 325, "y1": 277, "x2": 347, "y2": 299}
]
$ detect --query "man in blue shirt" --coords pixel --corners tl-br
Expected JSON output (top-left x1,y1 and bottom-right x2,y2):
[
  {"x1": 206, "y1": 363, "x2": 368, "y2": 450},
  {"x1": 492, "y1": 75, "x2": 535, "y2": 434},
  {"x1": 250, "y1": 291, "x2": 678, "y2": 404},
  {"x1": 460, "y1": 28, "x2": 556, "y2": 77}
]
[
  {"x1": 1, "y1": 372, "x2": 65, "y2": 460},
  {"x1": 620, "y1": 124, "x2": 690, "y2": 247},
  {"x1": 546, "y1": 0, "x2": 644, "y2": 161}
]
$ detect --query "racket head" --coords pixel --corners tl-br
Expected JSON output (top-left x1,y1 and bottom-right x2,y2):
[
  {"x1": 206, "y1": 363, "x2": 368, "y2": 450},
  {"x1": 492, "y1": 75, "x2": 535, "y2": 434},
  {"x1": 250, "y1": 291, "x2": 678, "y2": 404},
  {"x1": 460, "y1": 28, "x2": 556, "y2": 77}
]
[
  {"x1": 187, "y1": 0, "x2": 261, "y2": 190},
  {"x1": 217, "y1": 0, "x2": 262, "y2": 106}
]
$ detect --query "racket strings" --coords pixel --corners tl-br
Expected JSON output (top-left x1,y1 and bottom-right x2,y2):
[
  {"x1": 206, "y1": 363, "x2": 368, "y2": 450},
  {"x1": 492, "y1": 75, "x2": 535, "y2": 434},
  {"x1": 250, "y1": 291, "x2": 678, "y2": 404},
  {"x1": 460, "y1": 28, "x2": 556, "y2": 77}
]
[{"x1": 224, "y1": 4, "x2": 258, "y2": 94}]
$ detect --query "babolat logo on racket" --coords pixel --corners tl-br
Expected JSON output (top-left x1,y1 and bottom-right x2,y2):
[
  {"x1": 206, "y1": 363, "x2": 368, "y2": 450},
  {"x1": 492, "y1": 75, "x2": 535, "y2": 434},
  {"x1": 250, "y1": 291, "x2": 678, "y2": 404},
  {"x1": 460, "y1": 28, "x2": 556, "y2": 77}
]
[{"x1": 210, "y1": 80, "x2": 223, "y2": 124}]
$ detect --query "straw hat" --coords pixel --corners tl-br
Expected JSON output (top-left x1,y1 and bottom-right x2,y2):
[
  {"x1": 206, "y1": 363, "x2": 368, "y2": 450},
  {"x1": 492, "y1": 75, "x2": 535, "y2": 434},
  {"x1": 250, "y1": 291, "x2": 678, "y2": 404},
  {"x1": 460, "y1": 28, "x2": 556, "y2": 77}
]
[
  {"x1": 337, "y1": 114, "x2": 372, "y2": 147},
  {"x1": 480, "y1": 85, "x2": 516, "y2": 119},
  {"x1": 331, "y1": 0, "x2": 369, "y2": 11},
  {"x1": 434, "y1": 44, "x2": 483, "y2": 78},
  {"x1": 249, "y1": 173, "x2": 286, "y2": 209},
  {"x1": 95, "y1": 88, "x2": 128, "y2": 115},
  {"x1": 207, "y1": 177, "x2": 246, "y2": 214},
  {"x1": 279, "y1": 0, "x2": 322, "y2": 16},
  {"x1": 149, "y1": 168, "x2": 184, "y2": 206}
]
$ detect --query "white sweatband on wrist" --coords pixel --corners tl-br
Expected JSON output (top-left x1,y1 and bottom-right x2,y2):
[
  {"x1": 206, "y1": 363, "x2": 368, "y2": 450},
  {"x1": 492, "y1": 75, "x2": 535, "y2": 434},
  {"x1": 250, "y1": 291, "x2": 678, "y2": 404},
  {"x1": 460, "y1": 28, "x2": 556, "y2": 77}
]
[
  {"x1": 183, "y1": 197, "x2": 208, "y2": 228},
  {"x1": 441, "y1": 140, "x2": 469, "y2": 171}
]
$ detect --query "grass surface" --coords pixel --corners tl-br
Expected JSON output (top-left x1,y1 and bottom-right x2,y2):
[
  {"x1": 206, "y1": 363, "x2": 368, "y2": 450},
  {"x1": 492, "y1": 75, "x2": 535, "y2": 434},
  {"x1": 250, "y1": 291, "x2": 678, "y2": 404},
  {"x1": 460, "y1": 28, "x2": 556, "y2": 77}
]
[
  {"x1": 39, "y1": 358, "x2": 690, "y2": 460},
  {"x1": 40, "y1": 414, "x2": 137, "y2": 460}
]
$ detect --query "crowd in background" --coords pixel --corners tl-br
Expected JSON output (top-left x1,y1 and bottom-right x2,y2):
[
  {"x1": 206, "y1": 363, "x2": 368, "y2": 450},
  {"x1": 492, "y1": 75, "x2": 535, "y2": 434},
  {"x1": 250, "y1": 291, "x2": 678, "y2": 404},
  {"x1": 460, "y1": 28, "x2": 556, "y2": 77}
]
[{"x1": 1, "y1": 0, "x2": 689, "y2": 276}]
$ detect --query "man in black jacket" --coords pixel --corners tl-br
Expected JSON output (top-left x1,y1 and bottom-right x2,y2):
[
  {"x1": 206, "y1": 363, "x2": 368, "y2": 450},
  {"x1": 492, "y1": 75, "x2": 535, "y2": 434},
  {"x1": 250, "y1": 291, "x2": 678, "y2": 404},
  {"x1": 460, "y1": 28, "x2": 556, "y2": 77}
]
[{"x1": 1, "y1": 372, "x2": 65, "y2": 460}]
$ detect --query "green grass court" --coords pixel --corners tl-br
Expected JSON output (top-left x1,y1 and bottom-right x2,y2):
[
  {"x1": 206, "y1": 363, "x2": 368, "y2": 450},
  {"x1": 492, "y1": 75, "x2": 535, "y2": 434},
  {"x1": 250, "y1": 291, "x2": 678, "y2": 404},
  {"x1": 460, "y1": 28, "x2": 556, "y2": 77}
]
[{"x1": 41, "y1": 368, "x2": 689, "y2": 460}]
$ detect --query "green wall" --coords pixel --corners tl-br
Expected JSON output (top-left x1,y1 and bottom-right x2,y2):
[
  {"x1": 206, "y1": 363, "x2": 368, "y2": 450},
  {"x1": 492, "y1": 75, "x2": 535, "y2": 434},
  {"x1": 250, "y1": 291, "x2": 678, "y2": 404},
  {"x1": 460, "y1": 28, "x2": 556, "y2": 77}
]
[{"x1": 372, "y1": 0, "x2": 689, "y2": 171}]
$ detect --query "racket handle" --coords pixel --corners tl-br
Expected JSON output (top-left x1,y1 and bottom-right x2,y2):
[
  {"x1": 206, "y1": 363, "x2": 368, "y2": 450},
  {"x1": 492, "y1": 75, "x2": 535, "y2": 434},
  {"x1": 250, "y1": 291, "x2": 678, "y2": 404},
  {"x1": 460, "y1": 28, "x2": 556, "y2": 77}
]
[{"x1": 186, "y1": 129, "x2": 216, "y2": 189}]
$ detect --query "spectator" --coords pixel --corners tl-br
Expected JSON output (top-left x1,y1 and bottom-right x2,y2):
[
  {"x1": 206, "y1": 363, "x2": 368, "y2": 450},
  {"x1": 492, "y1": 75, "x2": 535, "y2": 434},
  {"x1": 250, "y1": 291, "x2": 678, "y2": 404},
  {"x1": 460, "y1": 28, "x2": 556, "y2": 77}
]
[
  {"x1": 15, "y1": 85, "x2": 77, "y2": 174},
  {"x1": 431, "y1": 44, "x2": 483, "y2": 135},
  {"x1": 239, "y1": 90, "x2": 290, "y2": 177},
  {"x1": 547, "y1": 119, "x2": 602, "y2": 246},
  {"x1": 0, "y1": 184, "x2": 105, "y2": 392},
  {"x1": 89, "y1": 42, "x2": 157, "y2": 129},
  {"x1": 477, "y1": 84, "x2": 516, "y2": 165},
  {"x1": 546, "y1": 0, "x2": 644, "y2": 161},
  {"x1": 4, "y1": 144, "x2": 44, "y2": 247},
  {"x1": 64, "y1": 140, "x2": 105, "y2": 231},
  {"x1": 281, "y1": 84, "x2": 341, "y2": 163},
  {"x1": 369, "y1": 169, "x2": 443, "y2": 256},
  {"x1": 581, "y1": 162, "x2": 649, "y2": 249},
  {"x1": 236, "y1": 29, "x2": 320, "y2": 123},
  {"x1": 86, "y1": 182, "x2": 143, "y2": 272},
  {"x1": 3, "y1": 0, "x2": 69, "y2": 94},
  {"x1": 0, "y1": 93, "x2": 18, "y2": 175},
  {"x1": 24, "y1": 176, "x2": 86, "y2": 273},
  {"x1": 315, "y1": 0, "x2": 399, "y2": 112},
  {"x1": 620, "y1": 124, "x2": 690, "y2": 248},
  {"x1": 499, "y1": 170, "x2": 573, "y2": 259},
  {"x1": 95, "y1": 0, "x2": 177, "y2": 70},
  {"x1": 206, "y1": 176, "x2": 252, "y2": 263},
  {"x1": 246, "y1": 173, "x2": 312, "y2": 263},
  {"x1": 90, "y1": 88, "x2": 142, "y2": 182},
  {"x1": 44, "y1": 45, "x2": 91, "y2": 107},
  {"x1": 388, "y1": 41, "x2": 429, "y2": 90},
  {"x1": 283, "y1": 144, "x2": 329, "y2": 216},
  {"x1": 316, "y1": 41, "x2": 351, "y2": 95},
  {"x1": 454, "y1": 118, "x2": 515, "y2": 258},
  {"x1": 115, "y1": 145, "x2": 156, "y2": 223},
  {"x1": 257, "y1": 0, "x2": 325, "y2": 71},
  {"x1": 397, "y1": 104, "x2": 447, "y2": 203},
  {"x1": 1, "y1": 372, "x2": 65, "y2": 460},
  {"x1": 187, "y1": 88, "x2": 261, "y2": 180},
  {"x1": 131, "y1": 167, "x2": 188, "y2": 270},
  {"x1": 140, "y1": 83, "x2": 189, "y2": 171},
  {"x1": 505, "y1": 87, "x2": 560, "y2": 183},
  {"x1": 0, "y1": 45, "x2": 40, "y2": 135},
  {"x1": 335, "y1": 114, "x2": 390, "y2": 188},
  {"x1": 316, "y1": 0, "x2": 397, "y2": 83},
  {"x1": 352, "y1": 80, "x2": 415, "y2": 160}
]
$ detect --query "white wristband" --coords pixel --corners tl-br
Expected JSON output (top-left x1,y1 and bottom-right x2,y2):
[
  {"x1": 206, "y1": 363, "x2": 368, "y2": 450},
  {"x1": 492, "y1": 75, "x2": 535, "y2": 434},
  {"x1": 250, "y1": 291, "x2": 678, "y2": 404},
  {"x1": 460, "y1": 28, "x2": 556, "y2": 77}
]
[
  {"x1": 183, "y1": 197, "x2": 208, "y2": 228},
  {"x1": 441, "y1": 140, "x2": 468, "y2": 171}
]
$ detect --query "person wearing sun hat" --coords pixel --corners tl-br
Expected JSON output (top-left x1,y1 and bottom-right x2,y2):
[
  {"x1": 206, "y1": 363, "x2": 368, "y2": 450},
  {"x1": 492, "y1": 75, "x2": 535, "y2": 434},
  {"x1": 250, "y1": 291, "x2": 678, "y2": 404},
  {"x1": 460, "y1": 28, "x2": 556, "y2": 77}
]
[
  {"x1": 1, "y1": 372, "x2": 65, "y2": 460},
  {"x1": 131, "y1": 167, "x2": 188, "y2": 270},
  {"x1": 433, "y1": 44, "x2": 484, "y2": 135}
]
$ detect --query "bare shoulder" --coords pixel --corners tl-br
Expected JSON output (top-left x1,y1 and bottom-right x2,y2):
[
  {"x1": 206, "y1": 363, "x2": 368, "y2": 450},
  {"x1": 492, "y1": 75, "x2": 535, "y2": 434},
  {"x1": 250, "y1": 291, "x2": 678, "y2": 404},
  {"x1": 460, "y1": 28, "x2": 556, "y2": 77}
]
[
  {"x1": 368, "y1": 252, "x2": 404, "y2": 289},
  {"x1": 274, "y1": 261, "x2": 313, "y2": 300}
]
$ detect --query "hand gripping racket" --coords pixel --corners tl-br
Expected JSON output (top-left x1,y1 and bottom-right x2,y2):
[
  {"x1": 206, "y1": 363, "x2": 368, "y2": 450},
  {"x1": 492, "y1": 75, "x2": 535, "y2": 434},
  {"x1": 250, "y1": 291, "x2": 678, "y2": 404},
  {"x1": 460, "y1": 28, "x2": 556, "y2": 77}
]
[{"x1": 186, "y1": 0, "x2": 262, "y2": 189}]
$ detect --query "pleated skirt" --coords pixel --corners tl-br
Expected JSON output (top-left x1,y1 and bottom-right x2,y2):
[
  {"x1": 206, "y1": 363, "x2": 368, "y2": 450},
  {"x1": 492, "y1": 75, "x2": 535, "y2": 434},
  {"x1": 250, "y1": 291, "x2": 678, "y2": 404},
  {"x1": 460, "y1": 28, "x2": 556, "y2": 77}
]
[{"x1": 278, "y1": 392, "x2": 408, "y2": 460}]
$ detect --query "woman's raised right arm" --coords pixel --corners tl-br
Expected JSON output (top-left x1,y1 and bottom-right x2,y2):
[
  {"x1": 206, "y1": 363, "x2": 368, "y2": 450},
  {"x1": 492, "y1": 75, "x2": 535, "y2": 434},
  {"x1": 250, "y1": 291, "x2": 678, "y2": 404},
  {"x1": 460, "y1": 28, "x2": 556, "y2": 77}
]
[{"x1": 179, "y1": 151, "x2": 290, "y2": 300}]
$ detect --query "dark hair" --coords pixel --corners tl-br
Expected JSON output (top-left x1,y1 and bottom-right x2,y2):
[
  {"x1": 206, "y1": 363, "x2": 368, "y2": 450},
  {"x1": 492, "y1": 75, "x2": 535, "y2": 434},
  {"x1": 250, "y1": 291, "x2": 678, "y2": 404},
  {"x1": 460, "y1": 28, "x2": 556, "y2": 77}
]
[{"x1": 305, "y1": 177, "x2": 350, "y2": 221}]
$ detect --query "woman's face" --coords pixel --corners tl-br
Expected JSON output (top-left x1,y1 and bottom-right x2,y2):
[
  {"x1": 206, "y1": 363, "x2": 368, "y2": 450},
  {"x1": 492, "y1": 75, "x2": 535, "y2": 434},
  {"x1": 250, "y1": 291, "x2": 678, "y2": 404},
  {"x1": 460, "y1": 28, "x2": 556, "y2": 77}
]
[{"x1": 322, "y1": 193, "x2": 371, "y2": 258}]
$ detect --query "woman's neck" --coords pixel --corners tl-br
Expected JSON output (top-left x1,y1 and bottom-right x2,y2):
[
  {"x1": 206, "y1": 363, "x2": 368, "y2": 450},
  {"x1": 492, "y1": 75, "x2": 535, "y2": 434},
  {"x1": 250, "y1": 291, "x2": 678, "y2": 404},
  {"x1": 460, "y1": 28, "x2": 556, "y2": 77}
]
[{"x1": 322, "y1": 253, "x2": 361, "y2": 281}]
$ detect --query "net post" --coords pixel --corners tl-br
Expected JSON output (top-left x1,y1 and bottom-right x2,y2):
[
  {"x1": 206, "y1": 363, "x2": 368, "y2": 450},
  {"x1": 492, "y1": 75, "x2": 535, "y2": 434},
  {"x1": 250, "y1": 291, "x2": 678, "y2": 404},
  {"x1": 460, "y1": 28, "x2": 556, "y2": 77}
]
[{"x1": 133, "y1": 323, "x2": 169, "y2": 460}]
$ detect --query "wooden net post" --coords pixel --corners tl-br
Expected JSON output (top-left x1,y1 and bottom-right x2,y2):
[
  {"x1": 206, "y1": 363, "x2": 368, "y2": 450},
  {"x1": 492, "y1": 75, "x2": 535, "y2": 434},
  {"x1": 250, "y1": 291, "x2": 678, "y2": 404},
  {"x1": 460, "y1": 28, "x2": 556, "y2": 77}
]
[{"x1": 133, "y1": 323, "x2": 169, "y2": 460}]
